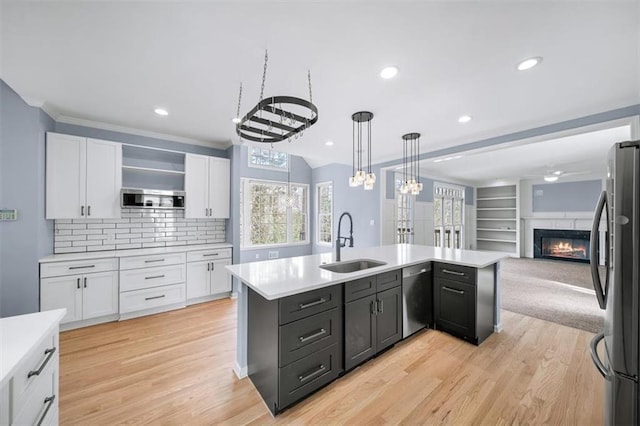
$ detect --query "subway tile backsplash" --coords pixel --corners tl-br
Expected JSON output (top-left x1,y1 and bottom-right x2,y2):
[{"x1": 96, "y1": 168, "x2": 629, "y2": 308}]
[{"x1": 53, "y1": 209, "x2": 226, "y2": 254}]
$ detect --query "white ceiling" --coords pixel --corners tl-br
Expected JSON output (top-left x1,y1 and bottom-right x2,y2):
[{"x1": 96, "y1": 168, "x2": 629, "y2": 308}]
[
  {"x1": 410, "y1": 125, "x2": 631, "y2": 184},
  {"x1": 1, "y1": 1, "x2": 639, "y2": 168}
]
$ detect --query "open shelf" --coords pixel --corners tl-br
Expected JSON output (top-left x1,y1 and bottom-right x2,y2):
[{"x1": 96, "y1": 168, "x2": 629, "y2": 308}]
[
  {"x1": 122, "y1": 165, "x2": 185, "y2": 175},
  {"x1": 476, "y1": 184, "x2": 519, "y2": 257},
  {"x1": 122, "y1": 145, "x2": 186, "y2": 191}
]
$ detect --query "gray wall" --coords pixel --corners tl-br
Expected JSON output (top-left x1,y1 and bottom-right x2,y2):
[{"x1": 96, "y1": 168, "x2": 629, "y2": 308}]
[
  {"x1": 1, "y1": 80, "x2": 55, "y2": 317},
  {"x1": 532, "y1": 180, "x2": 602, "y2": 212},
  {"x1": 311, "y1": 163, "x2": 381, "y2": 254}
]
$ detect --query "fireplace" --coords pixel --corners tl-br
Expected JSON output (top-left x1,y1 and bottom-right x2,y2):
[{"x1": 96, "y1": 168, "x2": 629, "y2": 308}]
[{"x1": 533, "y1": 229, "x2": 591, "y2": 263}]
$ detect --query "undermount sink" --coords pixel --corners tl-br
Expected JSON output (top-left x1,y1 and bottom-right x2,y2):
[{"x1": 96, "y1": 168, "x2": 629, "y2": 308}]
[{"x1": 319, "y1": 259, "x2": 387, "y2": 274}]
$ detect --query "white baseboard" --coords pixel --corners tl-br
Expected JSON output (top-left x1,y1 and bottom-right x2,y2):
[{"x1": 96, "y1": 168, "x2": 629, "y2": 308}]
[
  {"x1": 186, "y1": 292, "x2": 232, "y2": 306},
  {"x1": 60, "y1": 314, "x2": 120, "y2": 331},
  {"x1": 119, "y1": 302, "x2": 186, "y2": 321},
  {"x1": 230, "y1": 292, "x2": 238, "y2": 299},
  {"x1": 234, "y1": 362, "x2": 247, "y2": 379},
  {"x1": 494, "y1": 323, "x2": 503, "y2": 333}
]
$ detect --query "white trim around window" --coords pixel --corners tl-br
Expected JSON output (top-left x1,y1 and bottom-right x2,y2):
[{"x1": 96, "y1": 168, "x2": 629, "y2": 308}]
[
  {"x1": 316, "y1": 181, "x2": 333, "y2": 247},
  {"x1": 240, "y1": 177, "x2": 310, "y2": 250}
]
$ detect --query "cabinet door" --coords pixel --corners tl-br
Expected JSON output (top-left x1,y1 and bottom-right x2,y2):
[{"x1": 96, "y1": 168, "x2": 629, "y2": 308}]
[
  {"x1": 434, "y1": 278, "x2": 476, "y2": 341},
  {"x1": 208, "y1": 157, "x2": 230, "y2": 219},
  {"x1": 211, "y1": 258, "x2": 232, "y2": 294},
  {"x1": 45, "y1": 133, "x2": 86, "y2": 219},
  {"x1": 185, "y1": 154, "x2": 210, "y2": 219},
  {"x1": 186, "y1": 261, "x2": 210, "y2": 299},
  {"x1": 85, "y1": 138, "x2": 122, "y2": 219},
  {"x1": 376, "y1": 286, "x2": 403, "y2": 352},
  {"x1": 344, "y1": 294, "x2": 376, "y2": 371},
  {"x1": 82, "y1": 271, "x2": 118, "y2": 320},
  {"x1": 41, "y1": 275, "x2": 82, "y2": 324}
]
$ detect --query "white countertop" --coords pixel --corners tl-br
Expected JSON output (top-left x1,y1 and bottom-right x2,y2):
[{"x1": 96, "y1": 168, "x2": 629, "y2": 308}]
[
  {"x1": 39, "y1": 243, "x2": 233, "y2": 263},
  {"x1": 226, "y1": 244, "x2": 508, "y2": 300},
  {"x1": 0, "y1": 309, "x2": 66, "y2": 389}
]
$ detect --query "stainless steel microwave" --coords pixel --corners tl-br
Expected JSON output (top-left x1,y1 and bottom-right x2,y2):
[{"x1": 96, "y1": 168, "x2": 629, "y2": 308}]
[{"x1": 121, "y1": 188, "x2": 185, "y2": 209}]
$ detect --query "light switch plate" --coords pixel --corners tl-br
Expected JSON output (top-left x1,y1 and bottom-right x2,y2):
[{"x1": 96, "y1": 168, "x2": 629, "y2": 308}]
[{"x1": 0, "y1": 209, "x2": 17, "y2": 221}]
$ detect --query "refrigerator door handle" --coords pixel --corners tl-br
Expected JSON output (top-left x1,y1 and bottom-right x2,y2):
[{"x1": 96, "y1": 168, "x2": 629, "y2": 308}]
[
  {"x1": 590, "y1": 190, "x2": 608, "y2": 309},
  {"x1": 590, "y1": 332, "x2": 610, "y2": 378}
]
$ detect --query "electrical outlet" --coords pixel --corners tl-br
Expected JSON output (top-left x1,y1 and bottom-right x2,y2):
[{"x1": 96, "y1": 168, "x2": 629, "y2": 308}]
[
  {"x1": 268, "y1": 251, "x2": 279, "y2": 259},
  {"x1": 370, "y1": 219, "x2": 375, "y2": 226}
]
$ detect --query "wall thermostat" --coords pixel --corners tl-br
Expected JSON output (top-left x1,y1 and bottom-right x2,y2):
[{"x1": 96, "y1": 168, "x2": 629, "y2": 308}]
[{"x1": 0, "y1": 209, "x2": 18, "y2": 221}]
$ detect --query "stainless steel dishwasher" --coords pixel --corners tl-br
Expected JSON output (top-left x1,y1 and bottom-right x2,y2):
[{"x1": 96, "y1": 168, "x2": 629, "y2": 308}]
[{"x1": 402, "y1": 263, "x2": 433, "y2": 338}]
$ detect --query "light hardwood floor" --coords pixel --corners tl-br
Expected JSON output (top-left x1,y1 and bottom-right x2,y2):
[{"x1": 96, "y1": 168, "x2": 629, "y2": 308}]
[{"x1": 59, "y1": 299, "x2": 604, "y2": 425}]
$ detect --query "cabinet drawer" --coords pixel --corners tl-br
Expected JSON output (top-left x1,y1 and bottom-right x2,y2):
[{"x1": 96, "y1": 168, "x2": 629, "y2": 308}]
[
  {"x1": 278, "y1": 343, "x2": 341, "y2": 410},
  {"x1": 279, "y1": 307, "x2": 342, "y2": 367},
  {"x1": 344, "y1": 276, "x2": 377, "y2": 302},
  {"x1": 434, "y1": 262, "x2": 476, "y2": 284},
  {"x1": 12, "y1": 367, "x2": 56, "y2": 426},
  {"x1": 12, "y1": 331, "x2": 57, "y2": 417},
  {"x1": 40, "y1": 258, "x2": 117, "y2": 278},
  {"x1": 279, "y1": 285, "x2": 342, "y2": 325},
  {"x1": 120, "y1": 264, "x2": 186, "y2": 292},
  {"x1": 435, "y1": 278, "x2": 476, "y2": 341},
  {"x1": 120, "y1": 283, "x2": 186, "y2": 314},
  {"x1": 187, "y1": 248, "x2": 232, "y2": 262},
  {"x1": 377, "y1": 269, "x2": 401, "y2": 292},
  {"x1": 120, "y1": 252, "x2": 186, "y2": 270}
]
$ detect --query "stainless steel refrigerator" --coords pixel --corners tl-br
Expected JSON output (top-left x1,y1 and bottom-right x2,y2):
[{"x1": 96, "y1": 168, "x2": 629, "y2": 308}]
[{"x1": 590, "y1": 140, "x2": 640, "y2": 425}]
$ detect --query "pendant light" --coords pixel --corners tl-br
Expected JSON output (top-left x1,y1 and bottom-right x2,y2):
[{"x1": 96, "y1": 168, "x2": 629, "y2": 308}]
[
  {"x1": 349, "y1": 111, "x2": 376, "y2": 190},
  {"x1": 400, "y1": 133, "x2": 423, "y2": 195}
]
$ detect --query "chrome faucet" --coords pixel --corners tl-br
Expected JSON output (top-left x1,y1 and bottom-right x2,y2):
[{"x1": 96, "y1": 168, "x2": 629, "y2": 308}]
[{"x1": 336, "y1": 212, "x2": 354, "y2": 262}]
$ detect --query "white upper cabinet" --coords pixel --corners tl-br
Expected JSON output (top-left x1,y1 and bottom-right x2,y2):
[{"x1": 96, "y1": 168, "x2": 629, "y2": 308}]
[
  {"x1": 46, "y1": 133, "x2": 122, "y2": 219},
  {"x1": 185, "y1": 154, "x2": 230, "y2": 219}
]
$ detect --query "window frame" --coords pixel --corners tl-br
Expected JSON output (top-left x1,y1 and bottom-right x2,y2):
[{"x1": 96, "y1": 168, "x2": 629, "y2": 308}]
[
  {"x1": 433, "y1": 182, "x2": 465, "y2": 249},
  {"x1": 247, "y1": 146, "x2": 289, "y2": 172},
  {"x1": 240, "y1": 177, "x2": 310, "y2": 250},
  {"x1": 315, "y1": 181, "x2": 334, "y2": 247}
]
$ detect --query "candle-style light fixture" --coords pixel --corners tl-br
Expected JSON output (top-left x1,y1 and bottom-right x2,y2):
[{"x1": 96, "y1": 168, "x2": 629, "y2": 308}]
[
  {"x1": 349, "y1": 111, "x2": 376, "y2": 190},
  {"x1": 399, "y1": 132, "x2": 423, "y2": 195}
]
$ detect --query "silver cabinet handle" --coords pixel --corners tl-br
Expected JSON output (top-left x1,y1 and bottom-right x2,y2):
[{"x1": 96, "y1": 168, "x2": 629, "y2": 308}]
[
  {"x1": 443, "y1": 286, "x2": 464, "y2": 295},
  {"x1": 379, "y1": 299, "x2": 384, "y2": 314},
  {"x1": 28, "y1": 347, "x2": 56, "y2": 378},
  {"x1": 203, "y1": 253, "x2": 219, "y2": 257},
  {"x1": 299, "y1": 328, "x2": 327, "y2": 343},
  {"x1": 145, "y1": 294, "x2": 166, "y2": 301},
  {"x1": 69, "y1": 265, "x2": 95, "y2": 270},
  {"x1": 87, "y1": 205, "x2": 91, "y2": 216},
  {"x1": 84, "y1": 277, "x2": 87, "y2": 288},
  {"x1": 298, "y1": 364, "x2": 326, "y2": 382},
  {"x1": 299, "y1": 298, "x2": 326, "y2": 309},
  {"x1": 442, "y1": 269, "x2": 465, "y2": 276},
  {"x1": 371, "y1": 300, "x2": 377, "y2": 315},
  {"x1": 81, "y1": 205, "x2": 84, "y2": 216},
  {"x1": 145, "y1": 275, "x2": 165, "y2": 280},
  {"x1": 77, "y1": 278, "x2": 80, "y2": 289},
  {"x1": 145, "y1": 259, "x2": 164, "y2": 263},
  {"x1": 36, "y1": 395, "x2": 56, "y2": 426}
]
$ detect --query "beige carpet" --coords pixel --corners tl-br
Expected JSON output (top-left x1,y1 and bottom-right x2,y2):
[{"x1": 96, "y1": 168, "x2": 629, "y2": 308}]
[{"x1": 500, "y1": 258, "x2": 605, "y2": 333}]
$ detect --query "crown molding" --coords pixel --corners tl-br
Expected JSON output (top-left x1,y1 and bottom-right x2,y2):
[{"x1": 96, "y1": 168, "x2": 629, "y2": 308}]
[
  {"x1": 55, "y1": 115, "x2": 232, "y2": 150},
  {"x1": 19, "y1": 96, "x2": 62, "y2": 120}
]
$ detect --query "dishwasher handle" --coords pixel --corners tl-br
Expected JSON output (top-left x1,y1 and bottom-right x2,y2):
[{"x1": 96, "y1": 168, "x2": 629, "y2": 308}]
[{"x1": 403, "y1": 265, "x2": 431, "y2": 279}]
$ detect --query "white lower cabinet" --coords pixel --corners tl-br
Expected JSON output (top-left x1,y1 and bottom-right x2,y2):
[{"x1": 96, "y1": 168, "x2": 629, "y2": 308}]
[
  {"x1": 186, "y1": 248, "x2": 232, "y2": 304},
  {"x1": 40, "y1": 259, "x2": 118, "y2": 326}
]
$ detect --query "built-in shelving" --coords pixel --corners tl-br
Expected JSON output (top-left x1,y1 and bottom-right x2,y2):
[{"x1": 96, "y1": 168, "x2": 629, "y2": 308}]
[
  {"x1": 475, "y1": 184, "x2": 519, "y2": 256},
  {"x1": 122, "y1": 145, "x2": 186, "y2": 191}
]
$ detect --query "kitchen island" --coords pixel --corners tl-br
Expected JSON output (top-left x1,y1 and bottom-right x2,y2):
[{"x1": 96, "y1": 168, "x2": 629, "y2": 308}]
[{"x1": 226, "y1": 244, "x2": 507, "y2": 415}]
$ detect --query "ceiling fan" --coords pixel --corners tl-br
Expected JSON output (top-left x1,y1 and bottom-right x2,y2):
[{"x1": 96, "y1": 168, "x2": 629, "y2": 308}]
[{"x1": 522, "y1": 166, "x2": 592, "y2": 182}]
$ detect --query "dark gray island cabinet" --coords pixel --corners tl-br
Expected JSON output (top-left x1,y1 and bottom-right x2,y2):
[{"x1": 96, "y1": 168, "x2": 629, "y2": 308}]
[{"x1": 433, "y1": 262, "x2": 496, "y2": 345}]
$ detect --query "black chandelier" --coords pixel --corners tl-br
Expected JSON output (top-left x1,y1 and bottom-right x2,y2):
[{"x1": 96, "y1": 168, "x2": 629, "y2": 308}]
[
  {"x1": 400, "y1": 132, "x2": 423, "y2": 195},
  {"x1": 234, "y1": 51, "x2": 318, "y2": 145},
  {"x1": 349, "y1": 111, "x2": 376, "y2": 190}
]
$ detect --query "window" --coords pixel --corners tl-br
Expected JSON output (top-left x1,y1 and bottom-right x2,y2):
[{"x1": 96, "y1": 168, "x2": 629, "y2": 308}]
[
  {"x1": 316, "y1": 182, "x2": 333, "y2": 246},
  {"x1": 248, "y1": 147, "x2": 288, "y2": 170},
  {"x1": 240, "y1": 178, "x2": 309, "y2": 248},
  {"x1": 433, "y1": 183, "x2": 465, "y2": 248}
]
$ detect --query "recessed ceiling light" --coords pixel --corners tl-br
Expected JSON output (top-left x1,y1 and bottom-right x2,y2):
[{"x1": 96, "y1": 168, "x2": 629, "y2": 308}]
[
  {"x1": 380, "y1": 66, "x2": 399, "y2": 79},
  {"x1": 433, "y1": 159, "x2": 443, "y2": 163},
  {"x1": 231, "y1": 117, "x2": 241, "y2": 124},
  {"x1": 325, "y1": 141, "x2": 334, "y2": 146},
  {"x1": 453, "y1": 155, "x2": 463, "y2": 159},
  {"x1": 544, "y1": 175, "x2": 559, "y2": 182},
  {"x1": 154, "y1": 108, "x2": 169, "y2": 116},
  {"x1": 553, "y1": 170, "x2": 563, "y2": 175},
  {"x1": 458, "y1": 115, "x2": 472, "y2": 123},
  {"x1": 517, "y1": 56, "x2": 543, "y2": 71}
]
